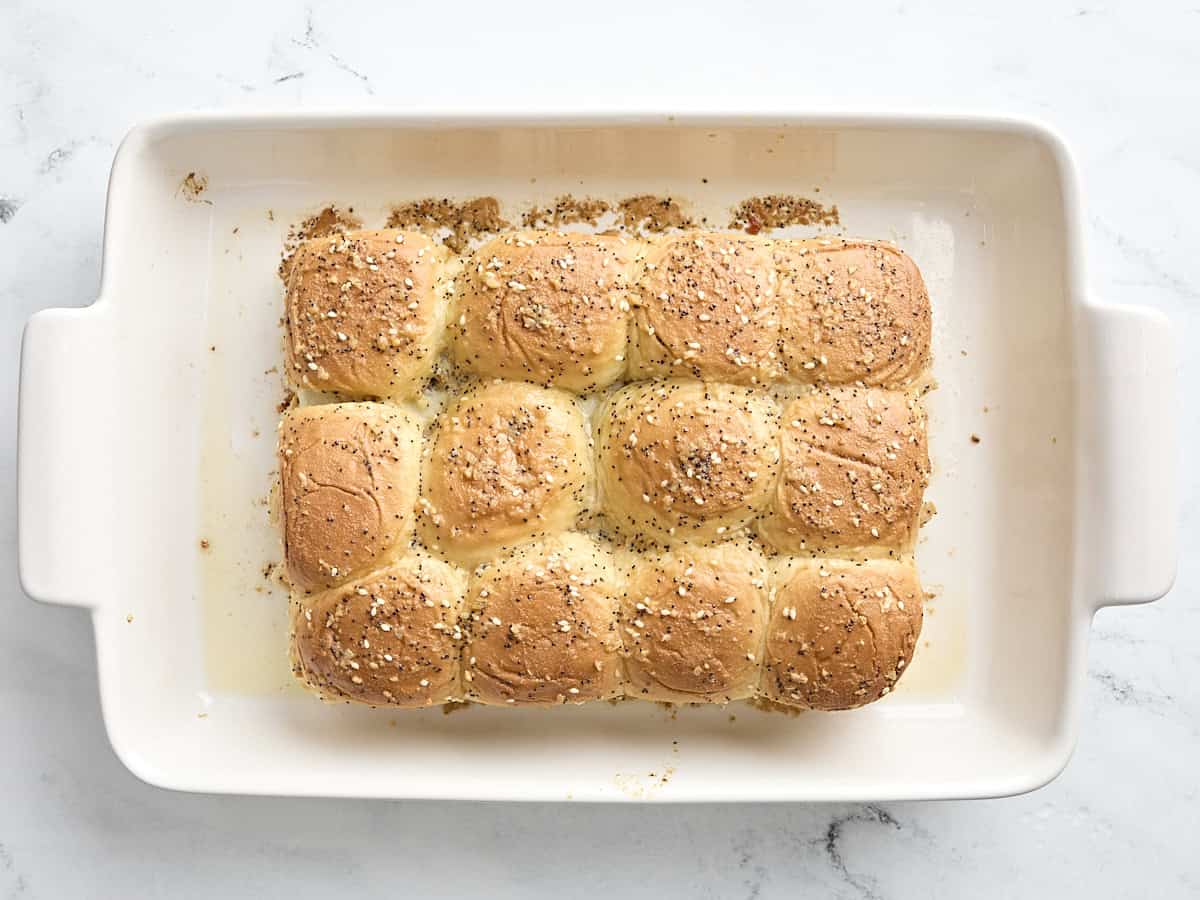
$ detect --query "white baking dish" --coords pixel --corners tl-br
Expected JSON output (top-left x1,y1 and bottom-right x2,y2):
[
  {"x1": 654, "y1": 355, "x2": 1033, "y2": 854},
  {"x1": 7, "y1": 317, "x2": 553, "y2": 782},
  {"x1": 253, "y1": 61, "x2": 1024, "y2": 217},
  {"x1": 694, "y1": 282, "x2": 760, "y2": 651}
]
[{"x1": 17, "y1": 112, "x2": 1177, "y2": 802}]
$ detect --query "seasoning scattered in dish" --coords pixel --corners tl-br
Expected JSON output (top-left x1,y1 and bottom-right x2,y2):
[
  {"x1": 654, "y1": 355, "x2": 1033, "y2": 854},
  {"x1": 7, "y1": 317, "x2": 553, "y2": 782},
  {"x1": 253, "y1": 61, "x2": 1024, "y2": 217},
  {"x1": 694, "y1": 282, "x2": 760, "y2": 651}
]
[
  {"x1": 617, "y1": 195, "x2": 694, "y2": 233},
  {"x1": 730, "y1": 194, "x2": 839, "y2": 234},
  {"x1": 386, "y1": 197, "x2": 508, "y2": 253},
  {"x1": 522, "y1": 195, "x2": 612, "y2": 229},
  {"x1": 179, "y1": 171, "x2": 210, "y2": 203}
]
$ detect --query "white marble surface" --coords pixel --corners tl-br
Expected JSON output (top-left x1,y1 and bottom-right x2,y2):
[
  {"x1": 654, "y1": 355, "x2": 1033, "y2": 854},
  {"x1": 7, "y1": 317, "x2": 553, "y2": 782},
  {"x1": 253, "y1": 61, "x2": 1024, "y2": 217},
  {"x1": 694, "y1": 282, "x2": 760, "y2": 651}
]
[{"x1": 1, "y1": 0, "x2": 1197, "y2": 896}]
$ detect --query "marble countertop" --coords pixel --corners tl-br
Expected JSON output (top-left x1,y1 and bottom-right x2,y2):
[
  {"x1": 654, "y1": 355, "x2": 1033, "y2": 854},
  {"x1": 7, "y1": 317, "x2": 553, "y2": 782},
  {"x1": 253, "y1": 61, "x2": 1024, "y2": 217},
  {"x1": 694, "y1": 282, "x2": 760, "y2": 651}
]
[{"x1": 1, "y1": 0, "x2": 1197, "y2": 896}]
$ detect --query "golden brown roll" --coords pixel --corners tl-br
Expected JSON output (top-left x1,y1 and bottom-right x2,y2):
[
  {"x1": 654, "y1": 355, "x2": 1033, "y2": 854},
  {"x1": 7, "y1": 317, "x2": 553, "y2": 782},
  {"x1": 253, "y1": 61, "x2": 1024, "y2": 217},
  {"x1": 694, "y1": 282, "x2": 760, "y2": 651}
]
[
  {"x1": 757, "y1": 386, "x2": 928, "y2": 557},
  {"x1": 596, "y1": 380, "x2": 780, "y2": 544},
  {"x1": 451, "y1": 231, "x2": 639, "y2": 391},
  {"x1": 463, "y1": 533, "x2": 624, "y2": 705},
  {"x1": 278, "y1": 403, "x2": 421, "y2": 593},
  {"x1": 418, "y1": 380, "x2": 593, "y2": 566},
  {"x1": 621, "y1": 543, "x2": 769, "y2": 703},
  {"x1": 291, "y1": 555, "x2": 468, "y2": 707},
  {"x1": 775, "y1": 238, "x2": 931, "y2": 387},
  {"x1": 761, "y1": 558, "x2": 923, "y2": 710},
  {"x1": 628, "y1": 233, "x2": 780, "y2": 384},
  {"x1": 284, "y1": 229, "x2": 451, "y2": 399}
]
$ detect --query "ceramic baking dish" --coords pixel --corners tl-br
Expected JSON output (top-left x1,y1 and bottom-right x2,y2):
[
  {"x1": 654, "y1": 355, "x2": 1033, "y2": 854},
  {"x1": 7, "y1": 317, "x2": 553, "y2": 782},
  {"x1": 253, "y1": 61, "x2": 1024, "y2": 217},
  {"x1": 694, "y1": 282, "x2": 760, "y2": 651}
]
[{"x1": 17, "y1": 112, "x2": 1177, "y2": 801}]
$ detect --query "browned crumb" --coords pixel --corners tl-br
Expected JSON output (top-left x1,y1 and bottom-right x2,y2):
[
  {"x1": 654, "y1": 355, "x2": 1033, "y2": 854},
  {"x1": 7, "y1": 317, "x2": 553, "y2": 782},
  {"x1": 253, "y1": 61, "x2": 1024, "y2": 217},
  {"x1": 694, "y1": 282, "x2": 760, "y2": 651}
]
[
  {"x1": 180, "y1": 172, "x2": 210, "y2": 203},
  {"x1": 655, "y1": 701, "x2": 679, "y2": 720},
  {"x1": 617, "y1": 195, "x2": 694, "y2": 233},
  {"x1": 748, "y1": 697, "x2": 806, "y2": 717},
  {"x1": 126, "y1": 614, "x2": 134, "y2": 624},
  {"x1": 386, "y1": 196, "x2": 508, "y2": 253},
  {"x1": 232, "y1": 226, "x2": 239, "y2": 235},
  {"x1": 267, "y1": 209, "x2": 275, "y2": 222},
  {"x1": 970, "y1": 434, "x2": 981, "y2": 444},
  {"x1": 278, "y1": 204, "x2": 362, "y2": 281},
  {"x1": 920, "y1": 501, "x2": 938, "y2": 527},
  {"x1": 522, "y1": 194, "x2": 611, "y2": 229},
  {"x1": 262, "y1": 562, "x2": 277, "y2": 581},
  {"x1": 442, "y1": 701, "x2": 473, "y2": 716},
  {"x1": 277, "y1": 387, "x2": 296, "y2": 414},
  {"x1": 199, "y1": 539, "x2": 211, "y2": 550},
  {"x1": 729, "y1": 194, "x2": 839, "y2": 234},
  {"x1": 728, "y1": 714, "x2": 737, "y2": 723}
]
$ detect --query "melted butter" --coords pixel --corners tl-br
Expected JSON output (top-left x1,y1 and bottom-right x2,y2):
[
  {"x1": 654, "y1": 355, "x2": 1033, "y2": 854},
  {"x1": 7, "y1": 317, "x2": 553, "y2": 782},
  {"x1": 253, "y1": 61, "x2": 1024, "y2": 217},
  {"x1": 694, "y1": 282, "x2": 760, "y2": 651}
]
[{"x1": 198, "y1": 209, "x2": 299, "y2": 695}]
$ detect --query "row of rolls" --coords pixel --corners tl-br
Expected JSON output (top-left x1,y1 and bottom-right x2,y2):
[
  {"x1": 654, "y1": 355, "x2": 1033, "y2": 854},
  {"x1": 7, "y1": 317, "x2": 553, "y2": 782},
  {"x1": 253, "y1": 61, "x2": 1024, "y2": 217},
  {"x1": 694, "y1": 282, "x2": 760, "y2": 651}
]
[
  {"x1": 280, "y1": 380, "x2": 929, "y2": 588},
  {"x1": 278, "y1": 224, "x2": 933, "y2": 713},
  {"x1": 291, "y1": 534, "x2": 923, "y2": 712},
  {"x1": 283, "y1": 228, "x2": 931, "y2": 400}
]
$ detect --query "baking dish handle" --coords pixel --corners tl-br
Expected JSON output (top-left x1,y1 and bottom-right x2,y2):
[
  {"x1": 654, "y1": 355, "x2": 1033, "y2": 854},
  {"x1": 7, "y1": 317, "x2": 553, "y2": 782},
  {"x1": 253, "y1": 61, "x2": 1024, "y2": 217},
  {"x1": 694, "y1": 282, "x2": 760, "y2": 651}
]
[
  {"x1": 18, "y1": 306, "x2": 115, "y2": 609},
  {"x1": 1081, "y1": 302, "x2": 1178, "y2": 608}
]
